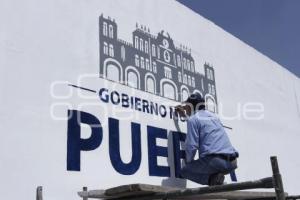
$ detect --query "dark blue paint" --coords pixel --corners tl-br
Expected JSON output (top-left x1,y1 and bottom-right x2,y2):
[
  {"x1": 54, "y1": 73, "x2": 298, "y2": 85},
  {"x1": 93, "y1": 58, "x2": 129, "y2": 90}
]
[
  {"x1": 109, "y1": 118, "x2": 142, "y2": 175},
  {"x1": 134, "y1": 97, "x2": 142, "y2": 111},
  {"x1": 159, "y1": 105, "x2": 167, "y2": 118},
  {"x1": 110, "y1": 91, "x2": 120, "y2": 105},
  {"x1": 147, "y1": 126, "x2": 170, "y2": 177},
  {"x1": 172, "y1": 131, "x2": 186, "y2": 178},
  {"x1": 67, "y1": 110, "x2": 103, "y2": 171},
  {"x1": 121, "y1": 93, "x2": 130, "y2": 108},
  {"x1": 99, "y1": 88, "x2": 109, "y2": 103}
]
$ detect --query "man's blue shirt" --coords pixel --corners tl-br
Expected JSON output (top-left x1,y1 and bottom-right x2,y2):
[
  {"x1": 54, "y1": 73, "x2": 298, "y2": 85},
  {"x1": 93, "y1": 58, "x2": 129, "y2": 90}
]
[{"x1": 185, "y1": 110, "x2": 238, "y2": 163}]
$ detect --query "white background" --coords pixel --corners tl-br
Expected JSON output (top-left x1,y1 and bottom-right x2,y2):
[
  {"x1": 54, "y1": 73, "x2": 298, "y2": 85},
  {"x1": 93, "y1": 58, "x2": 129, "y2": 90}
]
[{"x1": 0, "y1": 0, "x2": 300, "y2": 199}]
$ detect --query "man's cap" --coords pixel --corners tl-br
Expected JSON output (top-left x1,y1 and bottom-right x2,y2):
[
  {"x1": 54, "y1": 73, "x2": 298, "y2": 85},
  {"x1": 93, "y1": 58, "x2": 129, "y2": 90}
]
[{"x1": 184, "y1": 93, "x2": 205, "y2": 105}]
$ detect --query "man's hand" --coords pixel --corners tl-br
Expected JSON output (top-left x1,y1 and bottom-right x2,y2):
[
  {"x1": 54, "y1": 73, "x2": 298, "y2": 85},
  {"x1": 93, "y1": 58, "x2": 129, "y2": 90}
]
[{"x1": 175, "y1": 105, "x2": 186, "y2": 117}]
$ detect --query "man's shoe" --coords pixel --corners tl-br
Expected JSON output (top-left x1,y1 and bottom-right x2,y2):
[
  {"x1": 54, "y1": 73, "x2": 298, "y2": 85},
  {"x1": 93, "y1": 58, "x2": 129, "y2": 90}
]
[{"x1": 209, "y1": 173, "x2": 225, "y2": 186}]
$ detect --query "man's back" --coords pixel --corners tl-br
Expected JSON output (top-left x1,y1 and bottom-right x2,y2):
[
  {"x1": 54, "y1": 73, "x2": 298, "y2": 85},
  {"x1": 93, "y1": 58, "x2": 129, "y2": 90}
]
[{"x1": 186, "y1": 110, "x2": 237, "y2": 159}]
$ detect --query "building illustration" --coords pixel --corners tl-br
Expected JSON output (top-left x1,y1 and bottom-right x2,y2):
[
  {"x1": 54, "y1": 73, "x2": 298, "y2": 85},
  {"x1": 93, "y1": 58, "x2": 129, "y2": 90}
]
[{"x1": 99, "y1": 14, "x2": 218, "y2": 112}]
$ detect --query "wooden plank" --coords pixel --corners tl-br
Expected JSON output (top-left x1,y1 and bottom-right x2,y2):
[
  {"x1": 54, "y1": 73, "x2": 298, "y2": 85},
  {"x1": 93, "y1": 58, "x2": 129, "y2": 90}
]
[
  {"x1": 78, "y1": 184, "x2": 176, "y2": 199},
  {"x1": 118, "y1": 177, "x2": 274, "y2": 200},
  {"x1": 78, "y1": 178, "x2": 275, "y2": 200},
  {"x1": 105, "y1": 184, "x2": 175, "y2": 195}
]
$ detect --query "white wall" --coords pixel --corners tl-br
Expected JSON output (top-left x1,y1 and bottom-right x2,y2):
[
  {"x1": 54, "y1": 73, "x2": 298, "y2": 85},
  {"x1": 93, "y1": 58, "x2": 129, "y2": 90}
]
[{"x1": 0, "y1": 0, "x2": 299, "y2": 199}]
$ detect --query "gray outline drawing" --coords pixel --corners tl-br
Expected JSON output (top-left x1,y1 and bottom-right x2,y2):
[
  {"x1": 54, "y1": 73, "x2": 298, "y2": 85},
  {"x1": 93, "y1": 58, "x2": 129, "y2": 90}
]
[{"x1": 99, "y1": 14, "x2": 218, "y2": 112}]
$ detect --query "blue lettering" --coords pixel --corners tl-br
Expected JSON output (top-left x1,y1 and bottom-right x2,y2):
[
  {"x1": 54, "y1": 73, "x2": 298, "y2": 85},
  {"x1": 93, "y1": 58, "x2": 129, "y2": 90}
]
[
  {"x1": 150, "y1": 102, "x2": 158, "y2": 115},
  {"x1": 159, "y1": 105, "x2": 167, "y2": 118},
  {"x1": 121, "y1": 93, "x2": 129, "y2": 108},
  {"x1": 111, "y1": 91, "x2": 120, "y2": 105},
  {"x1": 109, "y1": 118, "x2": 141, "y2": 175},
  {"x1": 134, "y1": 97, "x2": 142, "y2": 111},
  {"x1": 142, "y1": 99, "x2": 150, "y2": 113},
  {"x1": 172, "y1": 131, "x2": 186, "y2": 178},
  {"x1": 147, "y1": 126, "x2": 170, "y2": 177},
  {"x1": 99, "y1": 88, "x2": 109, "y2": 103},
  {"x1": 67, "y1": 110, "x2": 103, "y2": 171}
]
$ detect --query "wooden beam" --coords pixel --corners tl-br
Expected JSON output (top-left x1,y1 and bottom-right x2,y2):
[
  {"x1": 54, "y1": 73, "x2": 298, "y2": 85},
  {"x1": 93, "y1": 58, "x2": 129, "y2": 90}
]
[
  {"x1": 125, "y1": 177, "x2": 274, "y2": 200},
  {"x1": 176, "y1": 191, "x2": 280, "y2": 200},
  {"x1": 36, "y1": 186, "x2": 43, "y2": 200},
  {"x1": 286, "y1": 195, "x2": 300, "y2": 200},
  {"x1": 271, "y1": 156, "x2": 286, "y2": 200},
  {"x1": 83, "y1": 187, "x2": 88, "y2": 200}
]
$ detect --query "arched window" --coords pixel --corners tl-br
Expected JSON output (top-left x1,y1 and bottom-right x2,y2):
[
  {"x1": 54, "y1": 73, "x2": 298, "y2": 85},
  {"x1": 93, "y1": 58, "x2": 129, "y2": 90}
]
[
  {"x1": 141, "y1": 57, "x2": 145, "y2": 68},
  {"x1": 183, "y1": 74, "x2": 187, "y2": 84},
  {"x1": 206, "y1": 96, "x2": 216, "y2": 113},
  {"x1": 163, "y1": 82, "x2": 176, "y2": 100},
  {"x1": 135, "y1": 36, "x2": 139, "y2": 49},
  {"x1": 153, "y1": 62, "x2": 157, "y2": 73},
  {"x1": 206, "y1": 68, "x2": 211, "y2": 79},
  {"x1": 188, "y1": 75, "x2": 191, "y2": 86},
  {"x1": 187, "y1": 60, "x2": 190, "y2": 71},
  {"x1": 109, "y1": 25, "x2": 114, "y2": 38},
  {"x1": 181, "y1": 88, "x2": 189, "y2": 102},
  {"x1": 208, "y1": 83, "x2": 212, "y2": 94},
  {"x1": 109, "y1": 44, "x2": 114, "y2": 57},
  {"x1": 177, "y1": 55, "x2": 181, "y2": 67},
  {"x1": 164, "y1": 67, "x2": 172, "y2": 79},
  {"x1": 121, "y1": 45, "x2": 126, "y2": 61},
  {"x1": 173, "y1": 54, "x2": 176, "y2": 65},
  {"x1": 146, "y1": 59, "x2": 150, "y2": 70},
  {"x1": 183, "y1": 58, "x2": 186, "y2": 69},
  {"x1": 103, "y1": 42, "x2": 108, "y2": 55},
  {"x1": 178, "y1": 72, "x2": 182, "y2": 82},
  {"x1": 103, "y1": 22, "x2": 108, "y2": 36},
  {"x1": 127, "y1": 71, "x2": 138, "y2": 89},
  {"x1": 106, "y1": 64, "x2": 120, "y2": 82},
  {"x1": 140, "y1": 38, "x2": 144, "y2": 51},
  {"x1": 145, "y1": 41, "x2": 149, "y2": 53},
  {"x1": 135, "y1": 55, "x2": 139, "y2": 67},
  {"x1": 192, "y1": 77, "x2": 195, "y2": 87},
  {"x1": 146, "y1": 76, "x2": 155, "y2": 94},
  {"x1": 210, "y1": 69, "x2": 214, "y2": 80},
  {"x1": 191, "y1": 61, "x2": 195, "y2": 72},
  {"x1": 212, "y1": 85, "x2": 216, "y2": 96},
  {"x1": 152, "y1": 44, "x2": 156, "y2": 57}
]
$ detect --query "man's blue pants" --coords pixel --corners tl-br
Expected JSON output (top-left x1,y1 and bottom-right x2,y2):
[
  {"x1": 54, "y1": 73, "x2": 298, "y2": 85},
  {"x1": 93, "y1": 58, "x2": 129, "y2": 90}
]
[{"x1": 180, "y1": 156, "x2": 237, "y2": 185}]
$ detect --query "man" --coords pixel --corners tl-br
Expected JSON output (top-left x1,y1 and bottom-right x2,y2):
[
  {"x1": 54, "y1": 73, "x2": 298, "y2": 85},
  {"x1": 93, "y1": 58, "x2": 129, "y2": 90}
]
[{"x1": 175, "y1": 93, "x2": 238, "y2": 186}]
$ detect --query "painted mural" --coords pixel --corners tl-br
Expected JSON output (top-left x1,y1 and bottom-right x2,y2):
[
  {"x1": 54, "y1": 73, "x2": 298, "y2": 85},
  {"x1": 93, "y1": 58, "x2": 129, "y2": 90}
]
[{"x1": 99, "y1": 15, "x2": 218, "y2": 112}]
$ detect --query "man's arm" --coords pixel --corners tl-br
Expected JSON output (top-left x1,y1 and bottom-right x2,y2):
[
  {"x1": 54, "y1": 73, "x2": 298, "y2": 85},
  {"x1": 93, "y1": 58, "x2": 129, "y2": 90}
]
[{"x1": 185, "y1": 118, "x2": 199, "y2": 163}]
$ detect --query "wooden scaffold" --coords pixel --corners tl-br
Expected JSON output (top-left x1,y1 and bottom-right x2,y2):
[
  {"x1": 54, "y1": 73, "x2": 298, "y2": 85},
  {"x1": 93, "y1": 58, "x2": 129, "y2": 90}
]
[{"x1": 36, "y1": 156, "x2": 299, "y2": 200}]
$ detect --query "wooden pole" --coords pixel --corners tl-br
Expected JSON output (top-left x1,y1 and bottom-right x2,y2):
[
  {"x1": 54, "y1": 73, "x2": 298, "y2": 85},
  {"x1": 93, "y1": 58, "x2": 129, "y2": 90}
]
[
  {"x1": 83, "y1": 187, "x2": 88, "y2": 200},
  {"x1": 271, "y1": 156, "x2": 286, "y2": 200},
  {"x1": 120, "y1": 177, "x2": 274, "y2": 200},
  {"x1": 286, "y1": 196, "x2": 300, "y2": 200},
  {"x1": 36, "y1": 186, "x2": 43, "y2": 200}
]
